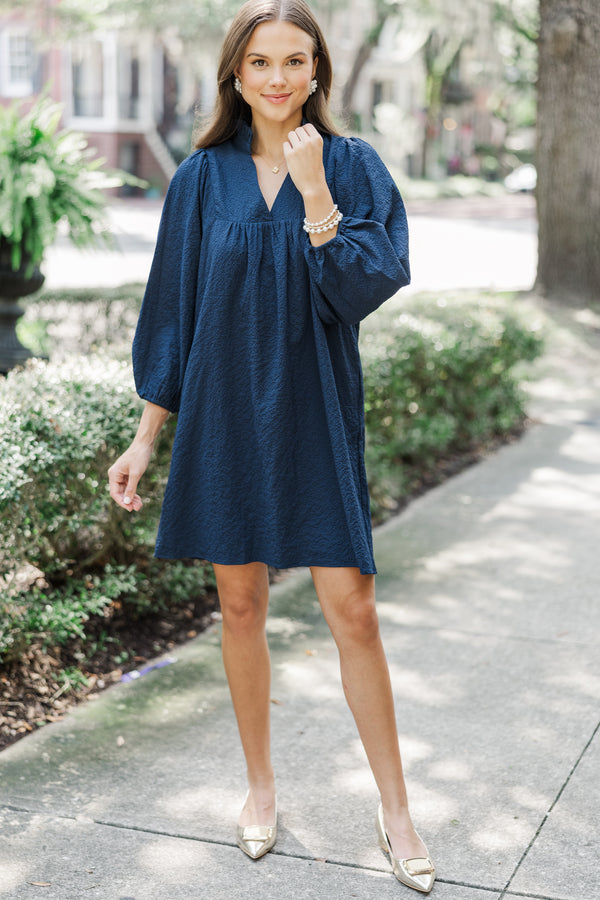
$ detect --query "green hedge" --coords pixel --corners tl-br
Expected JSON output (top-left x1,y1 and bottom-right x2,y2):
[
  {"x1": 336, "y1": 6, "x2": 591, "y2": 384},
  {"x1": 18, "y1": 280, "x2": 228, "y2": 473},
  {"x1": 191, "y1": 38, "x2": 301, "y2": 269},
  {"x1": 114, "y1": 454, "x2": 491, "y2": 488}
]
[
  {"x1": 361, "y1": 298, "x2": 543, "y2": 518},
  {"x1": 18, "y1": 284, "x2": 144, "y2": 361},
  {"x1": 1, "y1": 296, "x2": 543, "y2": 665},
  {"x1": 0, "y1": 356, "x2": 214, "y2": 664}
]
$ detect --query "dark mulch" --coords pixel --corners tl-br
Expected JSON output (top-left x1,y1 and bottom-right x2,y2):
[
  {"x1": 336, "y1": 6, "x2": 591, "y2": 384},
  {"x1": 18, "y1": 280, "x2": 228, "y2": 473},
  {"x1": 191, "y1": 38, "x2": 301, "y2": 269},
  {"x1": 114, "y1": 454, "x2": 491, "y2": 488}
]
[{"x1": 0, "y1": 589, "x2": 220, "y2": 753}]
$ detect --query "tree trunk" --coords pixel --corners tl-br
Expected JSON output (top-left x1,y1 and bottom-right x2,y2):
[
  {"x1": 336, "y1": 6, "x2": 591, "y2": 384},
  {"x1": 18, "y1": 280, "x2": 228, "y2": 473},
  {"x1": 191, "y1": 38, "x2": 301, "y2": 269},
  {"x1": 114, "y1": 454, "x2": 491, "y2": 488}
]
[
  {"x1": 340, "y1": 39, "x2": 378, "y2": 125},
  {"x1": 419, "y1": 32, "x2": 464, "y2": 179},
  {"x1": 340, "y1": 11, "x2": 389, "y2": 126},
  {"x1": 536, "y1": 0, "x2": 600, "y2": 301}
]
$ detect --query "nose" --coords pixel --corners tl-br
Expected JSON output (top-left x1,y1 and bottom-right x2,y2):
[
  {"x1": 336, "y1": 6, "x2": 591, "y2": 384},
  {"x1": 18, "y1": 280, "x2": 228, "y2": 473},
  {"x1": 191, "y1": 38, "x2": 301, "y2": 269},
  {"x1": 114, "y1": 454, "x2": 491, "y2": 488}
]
[{"x1": 269, "y1": 66, "x2": 286, "y2": 86}]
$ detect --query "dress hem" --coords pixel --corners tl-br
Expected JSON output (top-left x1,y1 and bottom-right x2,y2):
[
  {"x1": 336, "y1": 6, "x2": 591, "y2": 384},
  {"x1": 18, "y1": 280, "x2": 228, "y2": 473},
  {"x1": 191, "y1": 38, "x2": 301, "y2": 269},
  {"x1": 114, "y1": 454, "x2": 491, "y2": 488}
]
[{"x1": 154, "y1": 550, "x2": 377, "y2": 576}]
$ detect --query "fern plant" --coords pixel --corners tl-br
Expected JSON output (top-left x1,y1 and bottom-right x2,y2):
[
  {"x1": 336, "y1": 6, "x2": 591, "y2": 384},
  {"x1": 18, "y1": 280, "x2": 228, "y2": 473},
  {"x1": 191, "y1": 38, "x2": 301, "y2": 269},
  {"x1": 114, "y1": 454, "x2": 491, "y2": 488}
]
[{"x1": 0, "y1": 97, "x2": 136, "y2": 275}]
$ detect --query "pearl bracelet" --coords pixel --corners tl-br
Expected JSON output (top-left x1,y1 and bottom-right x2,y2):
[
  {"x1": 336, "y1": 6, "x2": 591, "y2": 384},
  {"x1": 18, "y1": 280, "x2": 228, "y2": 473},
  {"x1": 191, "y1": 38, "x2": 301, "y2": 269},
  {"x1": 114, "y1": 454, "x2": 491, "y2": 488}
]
[
  {"x1": 303, "y1": 209, "x2": 343, "y2": 234},
  {"x1": 304, "y1": 204, "x2": 338, "y2": 229}
]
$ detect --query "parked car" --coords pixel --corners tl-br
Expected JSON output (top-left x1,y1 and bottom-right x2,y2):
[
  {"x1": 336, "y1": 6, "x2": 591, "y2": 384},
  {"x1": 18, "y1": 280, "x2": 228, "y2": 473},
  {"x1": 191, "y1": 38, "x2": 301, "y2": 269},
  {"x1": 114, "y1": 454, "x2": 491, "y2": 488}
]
[{"x1": 504, "y1": 163, "x2": 537, "y2": 193}]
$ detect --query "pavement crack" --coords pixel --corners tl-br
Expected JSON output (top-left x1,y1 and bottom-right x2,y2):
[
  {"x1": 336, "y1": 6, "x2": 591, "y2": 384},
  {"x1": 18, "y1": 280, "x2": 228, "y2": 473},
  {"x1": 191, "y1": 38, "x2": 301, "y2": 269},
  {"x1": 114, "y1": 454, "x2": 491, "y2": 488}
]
[
  {"x1": 499, "y1": 717, "x2": 600, "y2": 899},
  {"x1": 500, "y1": 891, "x2": 572, "y2": 900},
  {"x1": 0, "y1": 803, "x2": 521, "y2": 896},
  {"x1": 0, "y1": 799, "x2": 588, "y2": 899},
  {"x1": 441, "y1": 882, "x2": 571, "y2": 900}
]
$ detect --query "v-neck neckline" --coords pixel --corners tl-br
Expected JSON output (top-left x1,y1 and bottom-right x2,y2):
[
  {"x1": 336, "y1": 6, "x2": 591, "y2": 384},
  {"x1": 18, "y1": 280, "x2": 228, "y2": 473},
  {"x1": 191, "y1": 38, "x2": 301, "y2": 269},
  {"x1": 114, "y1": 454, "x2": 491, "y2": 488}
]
[
  {"x1": 255, "y1": 168, "x2": 290, "y2": 214},
  {"x1": 233, "y1": 120, "x2": 296, "y2": 217}
]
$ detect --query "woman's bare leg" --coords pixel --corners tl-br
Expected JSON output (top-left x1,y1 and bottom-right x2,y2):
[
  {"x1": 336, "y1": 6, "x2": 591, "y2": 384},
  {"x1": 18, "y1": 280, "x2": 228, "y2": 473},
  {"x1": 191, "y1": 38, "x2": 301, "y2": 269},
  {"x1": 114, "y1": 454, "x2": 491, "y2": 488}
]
[
  {"x1": 213, "y1": 562, "x2": 276, "y2": 827},
  {"x1": 310, "y1": 565, "x2": 428, "y2": 861}
]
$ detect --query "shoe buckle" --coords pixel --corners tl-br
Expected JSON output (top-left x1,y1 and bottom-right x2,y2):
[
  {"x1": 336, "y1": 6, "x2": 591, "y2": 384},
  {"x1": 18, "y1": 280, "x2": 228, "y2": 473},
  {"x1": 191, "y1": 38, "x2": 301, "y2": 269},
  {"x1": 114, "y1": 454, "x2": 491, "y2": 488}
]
[{"x1": 405, "y1": 857, "x2": 435, "y2": 876}]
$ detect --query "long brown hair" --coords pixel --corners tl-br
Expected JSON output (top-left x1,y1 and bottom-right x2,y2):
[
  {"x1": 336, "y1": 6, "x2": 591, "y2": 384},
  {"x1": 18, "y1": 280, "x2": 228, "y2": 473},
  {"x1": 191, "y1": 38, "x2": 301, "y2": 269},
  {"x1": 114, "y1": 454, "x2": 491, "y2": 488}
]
[{"x1": 194, "y1": 0, "x2": 340, "y2": 149}]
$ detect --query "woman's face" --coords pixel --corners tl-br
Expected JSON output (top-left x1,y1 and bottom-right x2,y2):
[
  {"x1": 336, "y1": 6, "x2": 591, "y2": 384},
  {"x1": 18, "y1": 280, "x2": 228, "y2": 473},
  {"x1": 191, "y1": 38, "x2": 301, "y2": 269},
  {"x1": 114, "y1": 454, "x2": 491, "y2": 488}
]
[{"x1": 235, "y1": 20, "x2": 318, "y2": 130}]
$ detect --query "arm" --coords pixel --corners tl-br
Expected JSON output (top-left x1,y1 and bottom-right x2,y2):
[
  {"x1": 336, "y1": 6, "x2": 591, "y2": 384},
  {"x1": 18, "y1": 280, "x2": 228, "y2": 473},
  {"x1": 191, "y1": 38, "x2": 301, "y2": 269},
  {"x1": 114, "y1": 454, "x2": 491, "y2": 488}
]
[
  {"x1": 107, "y1": 401, "x2": 170, "y2": 511},
  {"x1": 284, "y1": 124, "x2": 339, "y2": 248},
  {"x1": 114, "y1": 154, "x2": 206, "y2": 510},
  {"x1": 133, "y1": 151, "x2": 206, "y2": 412},
  {"x1": 303, "y1": 137, "x2": 410, "y2": 326}
]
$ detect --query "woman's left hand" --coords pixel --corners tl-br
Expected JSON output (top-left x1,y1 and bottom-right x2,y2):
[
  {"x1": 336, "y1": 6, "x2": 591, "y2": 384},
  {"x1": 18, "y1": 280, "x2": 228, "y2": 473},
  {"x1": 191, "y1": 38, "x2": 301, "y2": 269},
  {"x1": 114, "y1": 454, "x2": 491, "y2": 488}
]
[{"x1": 283, "y1": 124, "x2": 327, "y2": 198}]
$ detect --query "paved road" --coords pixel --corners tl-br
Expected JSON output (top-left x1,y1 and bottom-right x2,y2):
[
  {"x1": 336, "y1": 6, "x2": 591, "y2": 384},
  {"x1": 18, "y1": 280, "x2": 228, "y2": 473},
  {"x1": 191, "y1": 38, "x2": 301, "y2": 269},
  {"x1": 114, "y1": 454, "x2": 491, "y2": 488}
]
[
  {"x1": 405, "y1": 193, "x2": 537, "y2": 294},
  {"x1": 43, "y1": 193, "x2": 537, "y2": 294}
]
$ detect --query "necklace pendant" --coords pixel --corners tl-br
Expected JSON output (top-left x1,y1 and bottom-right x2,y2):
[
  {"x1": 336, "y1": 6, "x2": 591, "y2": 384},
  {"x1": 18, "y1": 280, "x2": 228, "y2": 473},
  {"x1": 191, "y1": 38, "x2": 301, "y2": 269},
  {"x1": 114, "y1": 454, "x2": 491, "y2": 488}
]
[{"x1": 272, "y1": 165, "x2": 279, "y2": 174}]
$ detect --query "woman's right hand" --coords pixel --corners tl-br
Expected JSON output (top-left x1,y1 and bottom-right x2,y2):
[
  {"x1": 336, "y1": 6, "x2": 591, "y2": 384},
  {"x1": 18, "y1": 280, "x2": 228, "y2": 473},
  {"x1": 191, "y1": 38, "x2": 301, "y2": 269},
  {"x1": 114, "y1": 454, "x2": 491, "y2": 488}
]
[{"x1": 108, "y1": 442, "x2": 153, "y2": 512}]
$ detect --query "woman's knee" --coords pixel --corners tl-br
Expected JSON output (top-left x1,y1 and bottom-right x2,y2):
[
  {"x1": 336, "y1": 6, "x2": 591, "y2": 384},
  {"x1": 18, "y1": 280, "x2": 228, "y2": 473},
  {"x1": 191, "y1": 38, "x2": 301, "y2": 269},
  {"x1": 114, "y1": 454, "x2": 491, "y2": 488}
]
[
  {"x1": 214, "y1": 562, "x2": 269, "y2": 634},
  {"x1": 220, "y1": 593, "x2": 268, "y2": 633},
  {"x1": 334, "y1": 592, "x2": 380, "y2": 644},
  {"x1": 312, "y1": 569, "x2": 380, "y2": 646}
]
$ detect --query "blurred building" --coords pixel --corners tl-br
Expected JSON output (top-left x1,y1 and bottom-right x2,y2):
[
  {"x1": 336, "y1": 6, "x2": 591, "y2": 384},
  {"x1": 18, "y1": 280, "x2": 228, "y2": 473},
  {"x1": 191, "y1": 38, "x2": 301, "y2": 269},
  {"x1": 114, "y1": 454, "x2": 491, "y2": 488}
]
[
  {"x1": 0, "y1": 5, "x2": 179, "y2": 194},
  {"x1": 0, "y1": 0, "x2": 518, "y2": 190},
  {"x1": 322, "y1": 0, "x2": 424, "y2": 174},
  {"x1": 317, "y1": 0, "x2": 511, "y2": 181}
]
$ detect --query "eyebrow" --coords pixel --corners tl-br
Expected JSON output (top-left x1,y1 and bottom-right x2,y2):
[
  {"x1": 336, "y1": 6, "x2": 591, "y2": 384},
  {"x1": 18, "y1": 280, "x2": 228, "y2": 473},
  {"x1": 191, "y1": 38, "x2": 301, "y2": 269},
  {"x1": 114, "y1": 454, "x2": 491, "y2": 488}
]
[{"x1": 246, "y1": 51, "x2": 309, "y2": 59}]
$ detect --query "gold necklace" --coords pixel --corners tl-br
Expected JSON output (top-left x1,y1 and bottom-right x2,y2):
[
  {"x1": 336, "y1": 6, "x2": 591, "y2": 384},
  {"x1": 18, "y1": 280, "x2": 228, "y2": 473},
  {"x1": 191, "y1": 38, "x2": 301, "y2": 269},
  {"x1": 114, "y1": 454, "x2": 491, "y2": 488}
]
[{"x1": 254, "y1": 151, "x2": 286, "y2": 174}]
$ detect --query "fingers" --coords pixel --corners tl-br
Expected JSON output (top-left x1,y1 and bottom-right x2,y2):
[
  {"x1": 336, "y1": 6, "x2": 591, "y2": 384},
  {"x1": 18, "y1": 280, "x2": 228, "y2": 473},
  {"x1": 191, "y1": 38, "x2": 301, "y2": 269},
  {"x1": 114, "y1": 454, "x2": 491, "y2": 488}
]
[
  {"x1": 107, "y1": 460, "x2": 143, "y2": 512},
  {"x1": 123, "y1": 472, "x2": 143, "y2": 510},
  {"x1": 286, "y1": 123, "x2": 321, "y2": 148},
  {"x1": 284, "y1": 125, "x2": 324, "y2": 196},
  {"x1": 286, "y1": 129, "x2": 302, "y2": 150}
]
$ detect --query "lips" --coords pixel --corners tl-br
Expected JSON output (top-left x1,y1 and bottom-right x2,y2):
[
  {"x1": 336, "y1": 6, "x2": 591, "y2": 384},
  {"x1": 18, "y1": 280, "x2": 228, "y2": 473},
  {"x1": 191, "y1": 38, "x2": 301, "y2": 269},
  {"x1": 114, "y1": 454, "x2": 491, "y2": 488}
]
[{"x1": 263, "y1": 93, "x2": 292, "y2": 103}]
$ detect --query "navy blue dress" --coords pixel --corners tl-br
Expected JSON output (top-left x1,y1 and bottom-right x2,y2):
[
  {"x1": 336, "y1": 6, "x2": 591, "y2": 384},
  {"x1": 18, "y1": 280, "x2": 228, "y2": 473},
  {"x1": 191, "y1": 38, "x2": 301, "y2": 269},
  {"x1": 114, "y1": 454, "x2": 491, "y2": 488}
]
[{"x1": 133, "y1": 121, "x2": 410, "y2": 574}]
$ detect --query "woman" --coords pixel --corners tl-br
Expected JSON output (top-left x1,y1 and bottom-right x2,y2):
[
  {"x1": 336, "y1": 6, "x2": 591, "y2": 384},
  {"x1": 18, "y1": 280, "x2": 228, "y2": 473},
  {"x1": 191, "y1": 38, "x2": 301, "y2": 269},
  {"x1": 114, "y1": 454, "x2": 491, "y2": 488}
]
[{"x1": 108, "y1": 0, "x2": 435, "y2": 892}]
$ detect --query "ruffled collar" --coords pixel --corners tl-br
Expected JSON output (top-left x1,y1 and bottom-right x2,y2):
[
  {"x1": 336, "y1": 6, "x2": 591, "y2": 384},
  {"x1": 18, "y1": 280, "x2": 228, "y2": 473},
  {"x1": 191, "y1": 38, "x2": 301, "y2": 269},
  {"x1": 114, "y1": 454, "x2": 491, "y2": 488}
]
[{"x1": 233, "y1": 119, "x2": 254, "y2": 152}]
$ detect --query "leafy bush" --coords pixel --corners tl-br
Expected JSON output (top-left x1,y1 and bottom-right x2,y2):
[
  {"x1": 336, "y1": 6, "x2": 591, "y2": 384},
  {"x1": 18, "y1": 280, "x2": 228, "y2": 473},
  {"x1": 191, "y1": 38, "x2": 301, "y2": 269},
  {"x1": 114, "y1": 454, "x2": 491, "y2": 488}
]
[
  {"x1": 18, "y1": 284, "x2": 145, "y2": 362},
  {"x1": 0, "y1": 97, "x2": 141, "y2": 274},
  {"x1": 0, "y1": 356, "x2": 214, "y2": 663},
  {"x1": 361, "y1": 297, "x2": 543, "y2": 518},
  {"x1": 1, "y1": 295, "x2": 543, "y2": 664}
]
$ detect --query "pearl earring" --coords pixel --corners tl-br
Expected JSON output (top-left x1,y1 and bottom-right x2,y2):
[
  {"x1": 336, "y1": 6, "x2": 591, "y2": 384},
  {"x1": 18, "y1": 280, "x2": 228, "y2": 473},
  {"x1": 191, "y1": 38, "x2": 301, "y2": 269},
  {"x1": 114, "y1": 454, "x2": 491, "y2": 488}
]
[
  {"x1": 309, "y1": 78, "x2": 318, "y2": 96},
  {"x1": 234, "y1": 76, "x2": 242, "y2": 94}
]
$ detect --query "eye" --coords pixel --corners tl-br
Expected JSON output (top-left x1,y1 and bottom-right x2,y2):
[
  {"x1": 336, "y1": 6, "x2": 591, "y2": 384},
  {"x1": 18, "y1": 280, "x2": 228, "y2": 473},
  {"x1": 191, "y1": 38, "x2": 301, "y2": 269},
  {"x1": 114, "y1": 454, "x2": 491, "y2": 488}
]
[
  {"x1": 288, "y1": 58, "x2": 304, "y2": 66},
  {"x1": 251, "y1": 59, "x2": 267, "y2": 67}
]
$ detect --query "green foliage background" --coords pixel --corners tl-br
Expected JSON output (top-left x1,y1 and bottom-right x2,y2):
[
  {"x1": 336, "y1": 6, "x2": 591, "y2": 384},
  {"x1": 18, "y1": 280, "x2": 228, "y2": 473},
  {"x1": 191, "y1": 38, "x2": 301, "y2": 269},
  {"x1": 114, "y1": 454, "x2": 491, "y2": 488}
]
[
  {"x1": 0, "y1": 98, "x2": 137, "y2": 273},
  {"x1": 0, "y1": 353, "x2": 214, "y2": 665}
]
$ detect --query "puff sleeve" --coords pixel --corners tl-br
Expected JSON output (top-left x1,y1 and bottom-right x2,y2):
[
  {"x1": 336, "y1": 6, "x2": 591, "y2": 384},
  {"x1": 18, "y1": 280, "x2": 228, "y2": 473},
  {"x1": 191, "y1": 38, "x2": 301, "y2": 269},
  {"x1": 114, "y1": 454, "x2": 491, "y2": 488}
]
[
  {"x1": 304, "y1": 137, "x2": 410, "y2": 326},
  {"x1": 132, "y1": 151, "x2": 206, "y2": 413}
]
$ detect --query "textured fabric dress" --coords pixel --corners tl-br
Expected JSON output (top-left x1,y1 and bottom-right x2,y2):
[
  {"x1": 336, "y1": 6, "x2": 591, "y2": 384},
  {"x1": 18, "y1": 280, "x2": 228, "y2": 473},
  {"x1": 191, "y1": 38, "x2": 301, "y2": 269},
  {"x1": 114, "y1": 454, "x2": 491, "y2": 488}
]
[{"x1": 133, "y1": 121, "x2": 410, "y2": 574}]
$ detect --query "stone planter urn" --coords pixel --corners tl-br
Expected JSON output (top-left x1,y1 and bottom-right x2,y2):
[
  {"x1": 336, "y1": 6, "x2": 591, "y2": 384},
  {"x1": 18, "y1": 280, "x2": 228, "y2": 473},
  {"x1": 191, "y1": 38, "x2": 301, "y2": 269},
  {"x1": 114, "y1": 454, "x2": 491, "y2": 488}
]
[{"x1": 0, "y1": 238, "x2": 44, "y2": 375}]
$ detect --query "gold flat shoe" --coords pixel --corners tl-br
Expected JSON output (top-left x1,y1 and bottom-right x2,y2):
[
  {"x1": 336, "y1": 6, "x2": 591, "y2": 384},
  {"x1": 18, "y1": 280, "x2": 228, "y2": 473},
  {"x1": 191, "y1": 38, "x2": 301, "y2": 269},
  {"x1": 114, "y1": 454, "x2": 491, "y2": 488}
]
[
  {"x1": 376, "y1": 803, "x2": 436, "y2": 893},
  {"x1": 236, "y1": 794, "x2": 277, "y2": 860}
]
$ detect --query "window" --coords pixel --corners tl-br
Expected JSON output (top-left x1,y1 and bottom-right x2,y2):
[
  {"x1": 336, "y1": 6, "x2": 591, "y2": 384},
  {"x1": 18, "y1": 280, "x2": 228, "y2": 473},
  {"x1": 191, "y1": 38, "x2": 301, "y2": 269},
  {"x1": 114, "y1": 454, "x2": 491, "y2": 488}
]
[
  {"x1": 371, "y1": 80, "x2": 394, "y2": 117},
  {"x1": 0, "y1": 27, "x2": 34, "y2": 97},
  {"x1": 72, "y1": 40, "x2": 104, "y2": 117},
  {"x1": 9, "y1": 33, "x2": 32, "y2": 82},
  {"x1": 118, "y1": 44, "x2": 140, "y2": 119}
]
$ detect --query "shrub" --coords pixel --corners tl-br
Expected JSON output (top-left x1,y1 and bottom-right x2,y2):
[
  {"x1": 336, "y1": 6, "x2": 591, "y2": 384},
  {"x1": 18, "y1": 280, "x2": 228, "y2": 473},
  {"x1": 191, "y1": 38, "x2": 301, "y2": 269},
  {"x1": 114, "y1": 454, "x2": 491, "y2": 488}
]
[
  {"x1": 0, "y1": 97, "x2": 139, "y2": 275},
  {"x1": 18, "y1": 284, "x2": 145, "y2": 362},
  {"x1": 0, "y1": 356, "x2": 214, "y2": 663},
  {"x1": 0, "y1": 295, "x2": 543, "y2": 664},
  {"x1": 361, "y1": 297, "x2": 543, "y2": 519}
]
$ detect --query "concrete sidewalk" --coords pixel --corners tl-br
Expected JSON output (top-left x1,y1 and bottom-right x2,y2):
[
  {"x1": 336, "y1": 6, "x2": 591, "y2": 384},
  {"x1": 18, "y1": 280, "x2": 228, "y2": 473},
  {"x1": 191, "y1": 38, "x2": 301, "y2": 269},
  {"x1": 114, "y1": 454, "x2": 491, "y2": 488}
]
[{"x1": 1, "y1": 299, "x2": 599, "y2": 900}]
